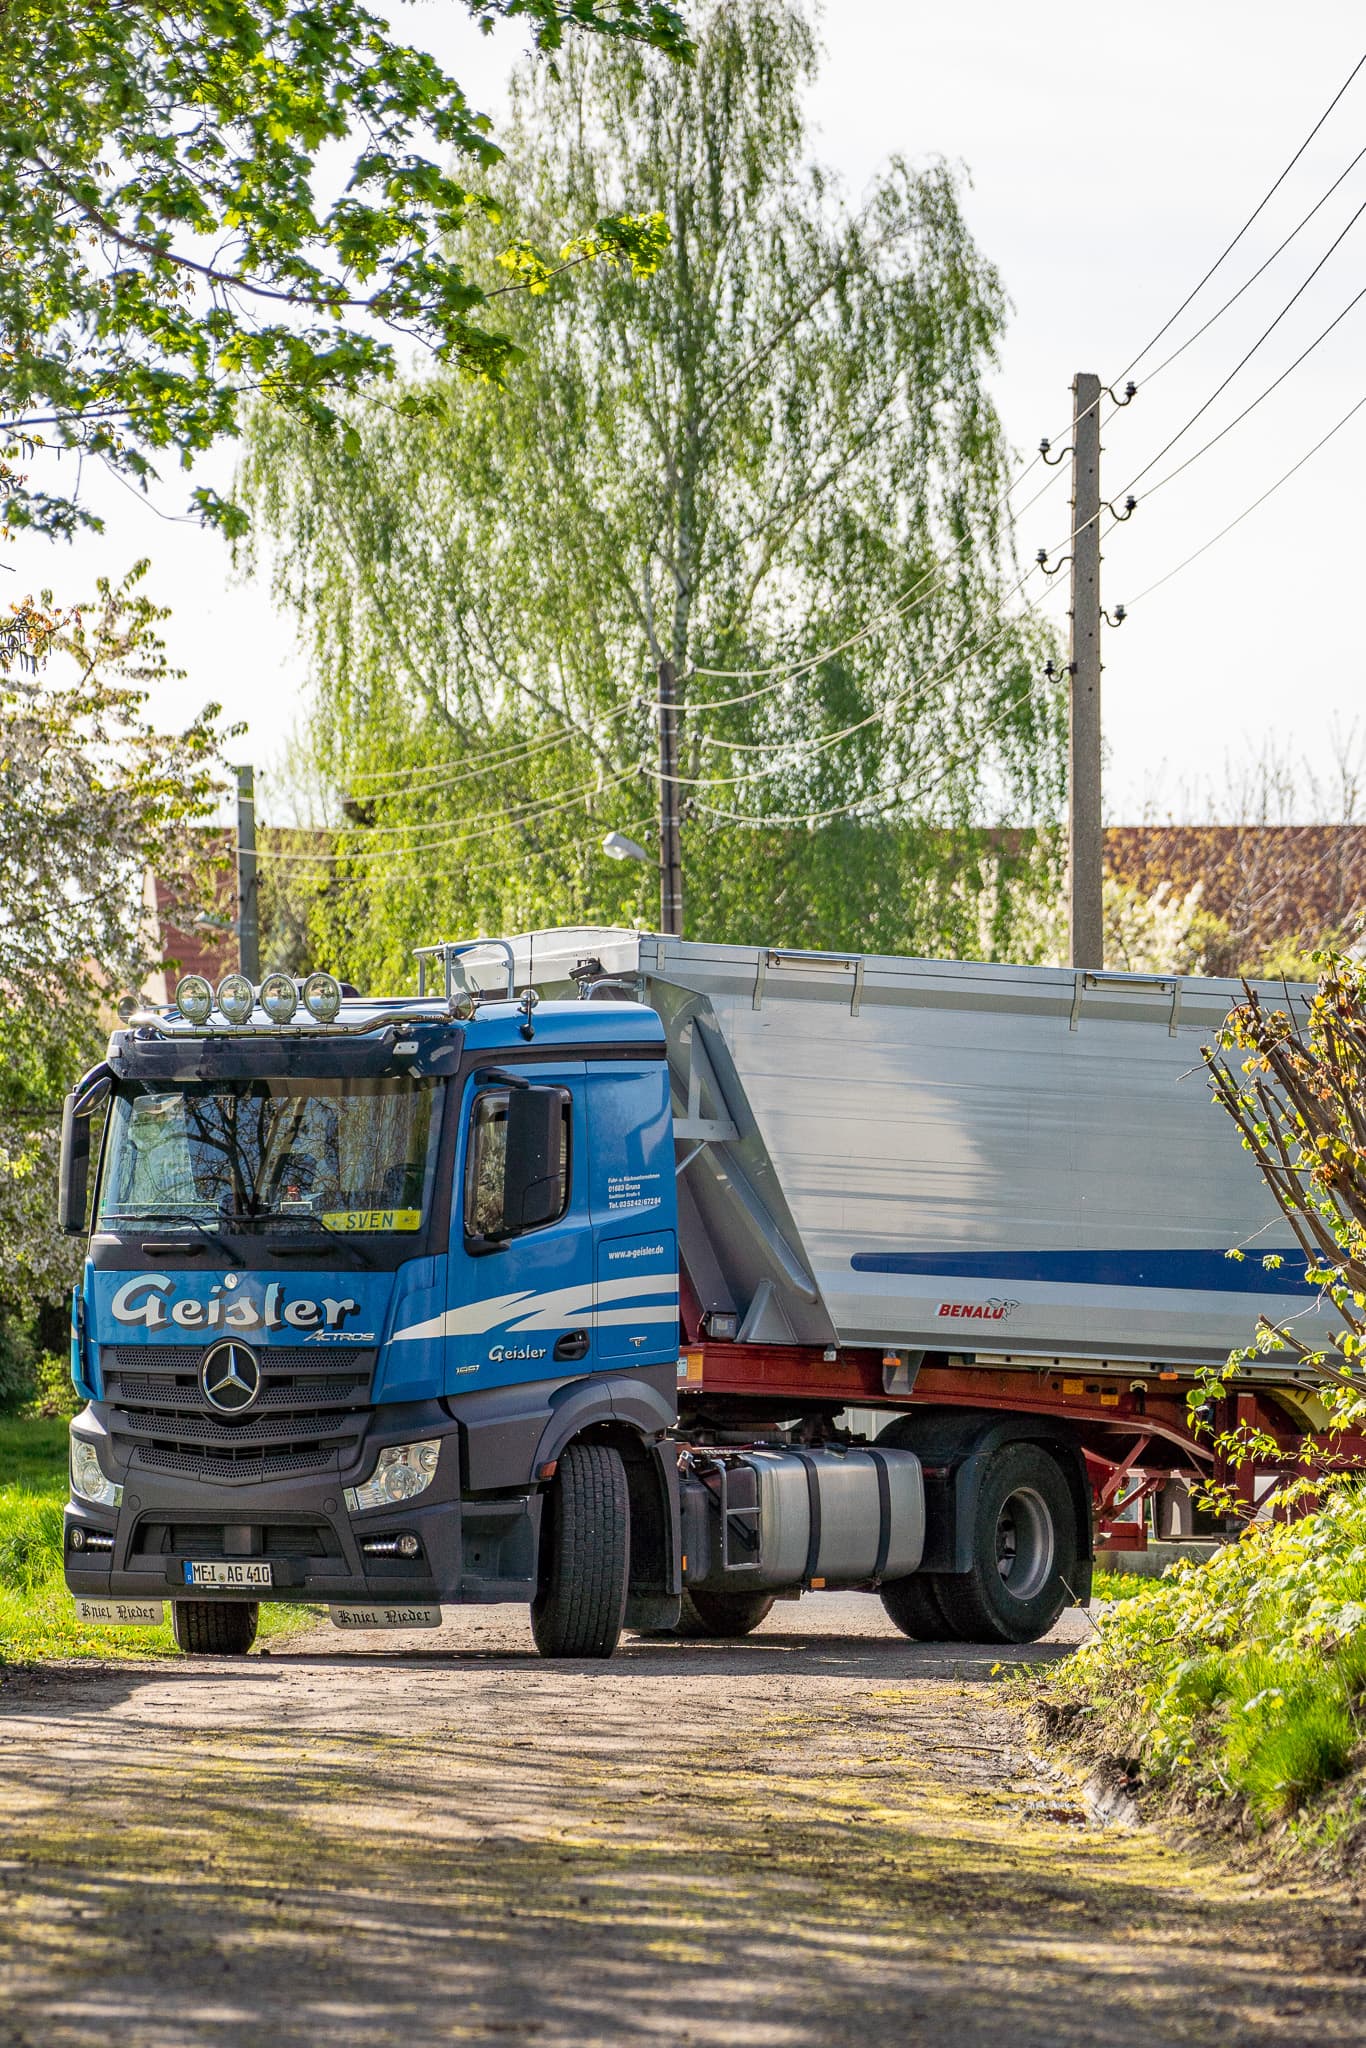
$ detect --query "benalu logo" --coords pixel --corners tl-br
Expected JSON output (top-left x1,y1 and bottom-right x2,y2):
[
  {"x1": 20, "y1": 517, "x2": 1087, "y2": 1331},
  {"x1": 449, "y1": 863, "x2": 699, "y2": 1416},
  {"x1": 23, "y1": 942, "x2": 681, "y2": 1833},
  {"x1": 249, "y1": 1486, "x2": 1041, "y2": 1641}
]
[
  {"x1": 936, "y1": 1298, "x2": 1020, "y2": 1322},
  {"x1": 200, "y1": 1341, "x2": 262, "y2": 1415},
  {"x1": 110, "y1": 1272, "x2": 361, "y2": 1334}
]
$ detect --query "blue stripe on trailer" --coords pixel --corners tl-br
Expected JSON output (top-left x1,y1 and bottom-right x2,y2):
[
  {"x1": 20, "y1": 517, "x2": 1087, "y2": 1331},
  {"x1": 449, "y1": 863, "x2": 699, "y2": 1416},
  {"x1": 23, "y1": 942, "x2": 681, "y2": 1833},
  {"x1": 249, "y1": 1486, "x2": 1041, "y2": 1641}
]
[{"x1": 849, "y1": 1247, "x2": 1314, "y2": 1296}]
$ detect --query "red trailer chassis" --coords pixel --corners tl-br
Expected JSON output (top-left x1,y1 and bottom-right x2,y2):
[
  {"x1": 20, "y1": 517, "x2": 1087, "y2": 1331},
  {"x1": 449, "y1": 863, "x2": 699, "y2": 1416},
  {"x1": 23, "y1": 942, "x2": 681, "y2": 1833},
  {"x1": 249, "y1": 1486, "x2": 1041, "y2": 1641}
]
[{"x1": 679, "y1": 1340, "x2": 1364, "y2": 1550}]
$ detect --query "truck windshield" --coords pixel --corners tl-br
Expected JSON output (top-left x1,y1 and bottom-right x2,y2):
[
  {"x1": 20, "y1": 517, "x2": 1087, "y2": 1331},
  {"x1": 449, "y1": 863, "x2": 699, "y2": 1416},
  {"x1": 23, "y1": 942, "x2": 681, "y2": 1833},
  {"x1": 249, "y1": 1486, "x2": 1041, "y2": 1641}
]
[{"x1": 96, "y1": 1077, "x2": 443, "y2": 1234}]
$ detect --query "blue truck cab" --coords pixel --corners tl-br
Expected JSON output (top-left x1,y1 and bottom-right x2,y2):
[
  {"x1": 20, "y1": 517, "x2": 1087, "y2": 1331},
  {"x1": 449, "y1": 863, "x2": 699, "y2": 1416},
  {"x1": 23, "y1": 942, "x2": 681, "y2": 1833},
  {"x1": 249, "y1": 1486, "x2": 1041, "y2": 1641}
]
[{"x1": 59, "y1": 949, "x2": 684, "y2": 1657}]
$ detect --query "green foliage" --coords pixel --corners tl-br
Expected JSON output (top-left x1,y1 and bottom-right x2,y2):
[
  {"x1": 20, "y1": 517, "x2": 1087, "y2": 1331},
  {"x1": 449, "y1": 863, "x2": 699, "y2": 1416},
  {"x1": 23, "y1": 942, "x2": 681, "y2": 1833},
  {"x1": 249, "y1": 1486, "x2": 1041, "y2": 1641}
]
[
  {"x1": 1048, "y1": 1484, "x2": 1366, "y2": 1830},
  {"x1": 0, "y1": 1418, "x2": 313, "y2": 1662},
  {"x1": 0, "y1": 570, "x2": 235, "y2": 1318},
  {"x1": 0, "y1": 0, "x2": 691, "y2": 536},
  {"x1": 1195, "y1": 948, "x2": 1366, "y2": 1490},
  {"x1": 242, "y1": 0, "x2": 1064, "y2": 978}
]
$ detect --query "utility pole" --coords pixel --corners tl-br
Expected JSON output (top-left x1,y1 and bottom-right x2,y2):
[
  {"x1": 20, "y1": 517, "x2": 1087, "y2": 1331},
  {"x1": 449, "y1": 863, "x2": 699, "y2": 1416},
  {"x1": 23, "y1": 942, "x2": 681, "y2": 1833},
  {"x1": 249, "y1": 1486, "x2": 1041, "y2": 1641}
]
[
  {"x1": 1067, "y1": 371, "x2": 1104, "y2": 971},
  {"x1": 656, "y1": 657, "x2": 684, "y2": 937},
  {"x1": 234, "y1": 764, "x2": 260, "y2": 981}
]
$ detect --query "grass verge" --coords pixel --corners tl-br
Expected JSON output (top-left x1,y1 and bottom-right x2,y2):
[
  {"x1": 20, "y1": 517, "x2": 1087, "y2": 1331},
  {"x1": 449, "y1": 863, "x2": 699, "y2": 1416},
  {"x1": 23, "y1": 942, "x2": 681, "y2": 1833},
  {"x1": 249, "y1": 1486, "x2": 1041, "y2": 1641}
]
[
  {"x1": 1038, "y1": 1481, "x2": 1366, "y2": 1865},
  {"x1": 0, "y1": 1415, "x2": 315, "y2": 1663}
]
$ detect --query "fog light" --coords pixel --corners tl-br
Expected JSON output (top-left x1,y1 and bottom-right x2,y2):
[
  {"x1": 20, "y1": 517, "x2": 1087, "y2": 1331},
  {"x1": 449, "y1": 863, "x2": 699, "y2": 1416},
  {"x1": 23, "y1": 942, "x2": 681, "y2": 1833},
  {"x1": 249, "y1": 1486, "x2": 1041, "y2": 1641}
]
[
  {"x1": 397, "y1": 1533, "x2": 420, "y2": 1558},
  {"x1": 175, "y1": 974, "x2": 213, "y2": 1025},
  {"x1": 302, "y1": 971, "x2": 342, "y2": 1023},
  {"x1": 259, "y1": 971, "x2": 298, "y2": 1024},
  {"x1": 216, "y1": 973, "x2": 255, "y2": 1025},
  {"x1": 70, "y1": 1438, "x2": 123, "y2": 1509},
  {"x1": 69, "y1": 1525, "x2": 85, "y2": 1550},
  {"x1": 344, "y1": 1441, "x2": 440, "y2": 1513}
]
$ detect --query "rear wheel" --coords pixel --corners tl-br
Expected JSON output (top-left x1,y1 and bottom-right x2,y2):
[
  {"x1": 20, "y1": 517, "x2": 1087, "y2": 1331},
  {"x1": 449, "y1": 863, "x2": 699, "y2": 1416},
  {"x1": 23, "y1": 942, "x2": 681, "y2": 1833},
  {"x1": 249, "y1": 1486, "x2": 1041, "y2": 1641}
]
[
  {"x1": 935, "y1": 1443, "x2": 1078, "y2": 1644},
  {"x1": 531, "y1": 1442, "x2": 630, "y2": 1659},
  {"x1": 673, "y1": 1588, "x2": 776, "y2": 1639},
  {"x1": 880, "y1": 1573, "x2": 957, "y2": 1641},
  {"x1": 171, "y1": 1600, "x2": 259, "y2": 1657}
]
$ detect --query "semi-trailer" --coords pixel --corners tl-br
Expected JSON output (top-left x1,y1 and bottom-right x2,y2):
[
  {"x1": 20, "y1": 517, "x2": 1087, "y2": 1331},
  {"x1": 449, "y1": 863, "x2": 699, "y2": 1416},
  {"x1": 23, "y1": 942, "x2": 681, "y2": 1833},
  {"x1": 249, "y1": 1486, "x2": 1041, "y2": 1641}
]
[{"x1": 59, "y1": 931, "x2": 1351, "y2": 1657}]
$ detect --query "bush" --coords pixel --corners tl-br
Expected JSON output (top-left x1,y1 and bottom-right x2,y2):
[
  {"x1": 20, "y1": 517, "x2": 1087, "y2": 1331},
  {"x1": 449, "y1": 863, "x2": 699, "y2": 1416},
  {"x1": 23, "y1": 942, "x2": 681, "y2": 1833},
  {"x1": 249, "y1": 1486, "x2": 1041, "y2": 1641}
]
[{"x1": 1044, "y1": 1480, "x2": 1366, "y2": 1833}]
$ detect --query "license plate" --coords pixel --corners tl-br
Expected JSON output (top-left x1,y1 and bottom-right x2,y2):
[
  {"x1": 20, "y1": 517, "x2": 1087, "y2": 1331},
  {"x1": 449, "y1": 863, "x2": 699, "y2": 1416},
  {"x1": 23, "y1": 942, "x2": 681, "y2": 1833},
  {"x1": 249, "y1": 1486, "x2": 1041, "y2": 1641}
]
[
  {"x1": 74, "y1": 1598, "x2": 166, "y2": 1627},
  {"x1": 329, "y1": 1605, "x2": 441, "y2": 1630},
  {"x1": 182, "y1": 1560, "x2": 273, "y2": 1588}
]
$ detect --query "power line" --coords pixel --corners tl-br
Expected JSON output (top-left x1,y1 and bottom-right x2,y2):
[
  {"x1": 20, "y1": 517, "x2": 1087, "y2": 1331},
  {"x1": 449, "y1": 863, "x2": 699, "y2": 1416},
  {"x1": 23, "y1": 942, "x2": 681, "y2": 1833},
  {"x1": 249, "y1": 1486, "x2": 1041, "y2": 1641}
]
[
  {"x1": 1134, "y1": 275, "x2": 1366, "y2": 508},
  {"x1": 1116, "y1": 46, "x2": 1366, "y2": 382},
  {"x1": 1138, "y1": 140, "x2": 1366, "y2": 391},
  {"x1": 255, "y1": 765, "x2": 641, "y2": 870},
  {"x1": 1128, "y1": 386, "x2": 1366, "y2": 605},
  {"x1": 1121, "y1": 189, "x2": 1366, "y2": 499}
]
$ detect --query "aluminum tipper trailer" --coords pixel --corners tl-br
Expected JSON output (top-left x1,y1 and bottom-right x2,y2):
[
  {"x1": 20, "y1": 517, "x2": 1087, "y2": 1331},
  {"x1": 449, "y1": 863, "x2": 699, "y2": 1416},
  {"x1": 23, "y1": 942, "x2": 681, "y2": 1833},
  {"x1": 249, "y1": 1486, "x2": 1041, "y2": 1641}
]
[
  {"x1": 59, "y1": 937, "x2": 1348, "y2": 1663},
  {"x1": 512, "y1": 929, "x2": 1331, "y2": 1370}
]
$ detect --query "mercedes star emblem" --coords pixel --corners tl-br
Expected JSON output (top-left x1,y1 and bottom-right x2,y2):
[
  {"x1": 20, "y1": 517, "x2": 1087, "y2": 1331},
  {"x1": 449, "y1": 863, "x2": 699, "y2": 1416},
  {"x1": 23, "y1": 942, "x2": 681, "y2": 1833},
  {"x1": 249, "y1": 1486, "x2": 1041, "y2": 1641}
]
[{"x1": 200, "y1": 1340, "x2": 262, "y2": 1415}]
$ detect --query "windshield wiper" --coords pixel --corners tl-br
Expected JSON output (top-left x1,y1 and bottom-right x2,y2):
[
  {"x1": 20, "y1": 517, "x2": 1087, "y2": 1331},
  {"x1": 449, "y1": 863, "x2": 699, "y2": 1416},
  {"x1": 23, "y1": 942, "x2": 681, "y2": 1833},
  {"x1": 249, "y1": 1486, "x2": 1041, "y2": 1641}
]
[
  {"x1": 222, "y1": 1211, "x2": 376, "y2": 1267},
  {"x1": 105, "y1": 1211, "x2": 245, "y2": 1267}
]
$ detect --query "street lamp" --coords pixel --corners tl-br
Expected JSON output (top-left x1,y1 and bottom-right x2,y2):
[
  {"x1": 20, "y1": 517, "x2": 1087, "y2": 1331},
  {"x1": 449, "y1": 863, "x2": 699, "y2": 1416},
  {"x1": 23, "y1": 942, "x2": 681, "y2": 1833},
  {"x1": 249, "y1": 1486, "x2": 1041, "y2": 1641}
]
[{"x1": 602, "y1": 831, "x2": 650, "y2": 864}]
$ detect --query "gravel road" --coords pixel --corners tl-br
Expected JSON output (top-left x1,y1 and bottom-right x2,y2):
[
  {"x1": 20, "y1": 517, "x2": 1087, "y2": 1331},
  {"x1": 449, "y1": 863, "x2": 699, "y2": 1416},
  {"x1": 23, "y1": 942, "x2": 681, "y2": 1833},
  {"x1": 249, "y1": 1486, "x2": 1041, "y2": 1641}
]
[{"x1": 0, "y1": 1594, "x2": 1362, "y2": 2048}]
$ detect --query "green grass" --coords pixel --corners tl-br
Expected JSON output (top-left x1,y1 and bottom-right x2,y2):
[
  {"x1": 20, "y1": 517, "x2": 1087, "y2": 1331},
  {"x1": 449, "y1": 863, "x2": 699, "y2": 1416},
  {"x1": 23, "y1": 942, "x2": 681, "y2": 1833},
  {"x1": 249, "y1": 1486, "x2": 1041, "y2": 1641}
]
[
  {"x1": 1045, "y1": 1482, "x2": 1366, "y2": 1840},
  {"x1": 0, "y1": 1415, "x2": 316, "y2": 1664},
  {"x1": 0, "y1": 1415, "x2": 70, "y2": 1492}
]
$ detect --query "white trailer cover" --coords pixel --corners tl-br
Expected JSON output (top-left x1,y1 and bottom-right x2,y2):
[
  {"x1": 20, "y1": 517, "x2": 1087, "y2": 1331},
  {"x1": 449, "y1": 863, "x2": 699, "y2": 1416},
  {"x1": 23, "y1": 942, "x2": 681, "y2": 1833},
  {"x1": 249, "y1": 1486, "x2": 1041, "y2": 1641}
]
[{"x1": 510, "y1": 930, "x2": 1332, "y2": 1374}]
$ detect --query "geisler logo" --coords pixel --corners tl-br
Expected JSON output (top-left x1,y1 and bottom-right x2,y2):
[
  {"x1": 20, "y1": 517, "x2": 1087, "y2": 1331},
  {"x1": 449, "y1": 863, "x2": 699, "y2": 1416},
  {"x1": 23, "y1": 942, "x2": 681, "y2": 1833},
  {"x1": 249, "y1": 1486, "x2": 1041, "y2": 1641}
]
[{"x1": 200, "y1": 1340, "x2": 262, "y2": 1415}]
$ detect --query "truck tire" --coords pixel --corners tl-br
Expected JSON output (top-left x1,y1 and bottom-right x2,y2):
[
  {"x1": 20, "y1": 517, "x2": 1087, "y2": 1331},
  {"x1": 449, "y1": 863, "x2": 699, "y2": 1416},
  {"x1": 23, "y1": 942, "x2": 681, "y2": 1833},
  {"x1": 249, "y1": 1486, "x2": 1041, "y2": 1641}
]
[
  {"x1": 936, "y1": 1443, "x2": 1078, "y2": 1644},
  {"x1": 880, "y1": 1573, "x2": 956, "y2": 1641},
  {"x1": 171, "y1": 1600, "x2": 259, "y2": 1656},
  {"x1": 530, "y1": 1442, "x2": 630, "y2": 1659},
  {"x1": 673, "y1": 1588, "x2": 776, "y2": 1639}
]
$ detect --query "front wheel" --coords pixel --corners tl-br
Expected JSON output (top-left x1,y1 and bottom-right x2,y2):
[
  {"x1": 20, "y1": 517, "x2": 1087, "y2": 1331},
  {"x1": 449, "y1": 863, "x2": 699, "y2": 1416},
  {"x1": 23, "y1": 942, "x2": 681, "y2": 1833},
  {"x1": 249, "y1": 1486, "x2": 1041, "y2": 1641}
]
[
  {"x1": 171, "y1": 1600, "x2": 259, "y2": 1656},
  {"x1": 935, "y1": 1443, "x2": 1079, "y2": 1644},
  {"x1": 531, "y1": 1442, "x2": 630, "y2": 1659}
]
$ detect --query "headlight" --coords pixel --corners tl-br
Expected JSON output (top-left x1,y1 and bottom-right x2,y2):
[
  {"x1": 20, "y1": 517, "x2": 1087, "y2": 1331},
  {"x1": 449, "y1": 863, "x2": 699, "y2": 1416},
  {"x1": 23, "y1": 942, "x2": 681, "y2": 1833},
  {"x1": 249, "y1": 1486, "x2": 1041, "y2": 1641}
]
[
  {"x1": 260, "y1": 971, "x2": 299, "y2": 1024},
  {"x1": 302, "y1": 970, "x2": 342, "y2": 1023},
  {"x1": 175, "y1": 974, "x2": 213, "y2": 1025},
  {"x1": 71, "y1": 1438, "x2": 123, "y2": 1509},
  {"x1": 216, "y1": 973, "x2": 255, "y2": 1026},
  {"x1": 344, "y1": 1441, "x2": 440, "y2": 1513}
]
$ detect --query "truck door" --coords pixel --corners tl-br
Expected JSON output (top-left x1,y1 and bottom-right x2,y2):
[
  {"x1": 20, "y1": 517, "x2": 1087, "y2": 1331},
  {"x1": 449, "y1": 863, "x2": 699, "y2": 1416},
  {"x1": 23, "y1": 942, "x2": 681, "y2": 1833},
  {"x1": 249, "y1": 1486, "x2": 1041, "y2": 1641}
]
[
  {"x1": 445, "y1": 1062, "x2": 593, "y2": 1394},
  {"x1": 585, "y1": 1061, "x2": 679, "y2": 1368}
]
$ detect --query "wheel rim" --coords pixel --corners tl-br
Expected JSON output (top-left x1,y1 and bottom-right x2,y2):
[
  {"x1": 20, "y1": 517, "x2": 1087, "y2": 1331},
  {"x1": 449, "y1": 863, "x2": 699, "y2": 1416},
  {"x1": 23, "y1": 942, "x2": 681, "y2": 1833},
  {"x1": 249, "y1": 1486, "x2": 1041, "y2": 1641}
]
[{"x1": 994, "y1": 1485, "x2": 1055, "y2": 1601}]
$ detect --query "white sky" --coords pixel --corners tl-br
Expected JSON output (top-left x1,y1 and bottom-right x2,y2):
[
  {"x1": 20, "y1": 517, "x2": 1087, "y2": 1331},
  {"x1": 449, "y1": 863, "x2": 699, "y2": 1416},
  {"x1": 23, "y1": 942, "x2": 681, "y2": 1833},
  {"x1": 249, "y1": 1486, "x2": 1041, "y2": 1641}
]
[{"x1": 14, "y1": 0, "x2": 1366, "y2": 824}]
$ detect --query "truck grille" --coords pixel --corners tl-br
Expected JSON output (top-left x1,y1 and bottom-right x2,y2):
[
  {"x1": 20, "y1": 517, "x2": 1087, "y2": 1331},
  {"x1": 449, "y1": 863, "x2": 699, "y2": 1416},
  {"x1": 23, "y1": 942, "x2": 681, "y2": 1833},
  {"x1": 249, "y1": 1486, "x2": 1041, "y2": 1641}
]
[{"x1": 102, "y1": 1344, "x2": 377, "y2": 1486}]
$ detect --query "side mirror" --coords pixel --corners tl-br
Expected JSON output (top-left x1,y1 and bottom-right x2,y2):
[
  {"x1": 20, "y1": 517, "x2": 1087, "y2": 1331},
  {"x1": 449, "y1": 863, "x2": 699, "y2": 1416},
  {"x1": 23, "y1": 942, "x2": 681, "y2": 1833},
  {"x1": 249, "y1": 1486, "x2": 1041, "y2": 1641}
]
[
  {"x1": 502, "y1": 1087, "x2": 566, "y2": 1232},
  {"x1": 59, "y1": 1093, "x2": 91, "y2": 1235},
  {"x1": 58, "y1": 1065, "x2": 112, "y2": 1236}
]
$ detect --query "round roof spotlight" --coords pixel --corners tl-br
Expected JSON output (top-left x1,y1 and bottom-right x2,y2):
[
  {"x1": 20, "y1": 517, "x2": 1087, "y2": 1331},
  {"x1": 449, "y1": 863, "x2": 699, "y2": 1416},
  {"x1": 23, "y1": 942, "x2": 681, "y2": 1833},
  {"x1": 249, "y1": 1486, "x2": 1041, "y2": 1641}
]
[
  {"x1": 175, "y1": 974, "x2": 214, "y2": 1026},
  {"x1": 259, "y1": 971, "x2": 299, "y2": 1025},
  {"x1": 216, "y1": 973, "x2": 256, "y2": 1026},
  {"x1": 302, "y1": 971, "x2": 343, "y2": 1024}
]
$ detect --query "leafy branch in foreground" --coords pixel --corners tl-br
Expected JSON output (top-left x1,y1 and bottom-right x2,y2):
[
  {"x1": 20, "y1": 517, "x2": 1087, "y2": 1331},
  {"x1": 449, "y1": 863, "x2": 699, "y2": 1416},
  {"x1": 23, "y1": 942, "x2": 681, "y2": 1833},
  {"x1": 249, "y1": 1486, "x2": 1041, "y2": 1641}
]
[
  {"x1": 0, "y1": 0, "x2": 689, "y2": 536},
  {"x1": 1195, "y1": 951, "x2": 1366, "y2": 1503},
  {"x1": 0, "y1": 560, "x2": 234, "y2": 1308}
]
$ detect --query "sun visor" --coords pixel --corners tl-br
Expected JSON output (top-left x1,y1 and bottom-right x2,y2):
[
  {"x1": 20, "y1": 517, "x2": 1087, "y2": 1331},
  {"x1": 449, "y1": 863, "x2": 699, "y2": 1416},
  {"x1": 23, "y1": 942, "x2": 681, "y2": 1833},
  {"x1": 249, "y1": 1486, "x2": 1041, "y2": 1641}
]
[{"x1": 108, "y1": 1027, "x2": 464, "y2": 1084}]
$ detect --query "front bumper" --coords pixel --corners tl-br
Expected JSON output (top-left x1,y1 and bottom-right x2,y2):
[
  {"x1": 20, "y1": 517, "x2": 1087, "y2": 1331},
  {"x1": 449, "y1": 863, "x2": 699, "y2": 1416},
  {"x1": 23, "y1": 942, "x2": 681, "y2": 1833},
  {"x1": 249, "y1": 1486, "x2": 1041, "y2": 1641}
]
[{"x1": 64, "y1": 1400, "x2": 541, "y2": 1607}]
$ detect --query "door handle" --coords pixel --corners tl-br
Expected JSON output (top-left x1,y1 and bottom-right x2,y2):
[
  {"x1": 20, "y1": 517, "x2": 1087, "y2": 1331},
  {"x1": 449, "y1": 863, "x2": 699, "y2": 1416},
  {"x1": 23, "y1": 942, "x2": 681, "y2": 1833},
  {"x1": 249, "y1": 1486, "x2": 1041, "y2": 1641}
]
[{"x1": 553, "y1": 1329, "x2": 590, "y2": 1362}]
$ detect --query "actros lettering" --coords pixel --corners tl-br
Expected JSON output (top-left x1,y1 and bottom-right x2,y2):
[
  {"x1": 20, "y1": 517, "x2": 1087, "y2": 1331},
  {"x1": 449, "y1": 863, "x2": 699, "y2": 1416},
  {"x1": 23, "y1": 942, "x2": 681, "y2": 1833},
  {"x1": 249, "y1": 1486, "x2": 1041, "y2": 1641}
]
[{"x1": 110, "y1": 1273, "x2": 361, "y2": 1333}]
